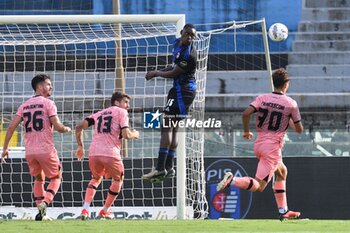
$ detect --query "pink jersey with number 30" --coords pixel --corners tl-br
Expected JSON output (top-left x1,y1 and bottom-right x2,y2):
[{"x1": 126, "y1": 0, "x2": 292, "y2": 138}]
[
  {"x1": 16, "y1": 96, "x2": 58, "y2": 156},
  {"x1": 87, "y1": 106, "x2": 129, "y2": 160},
  {"x1": 250, "y1": 92, "x2": 301, "y2": 144}
]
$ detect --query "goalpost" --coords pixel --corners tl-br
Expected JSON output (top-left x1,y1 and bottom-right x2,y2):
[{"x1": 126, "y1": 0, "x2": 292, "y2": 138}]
[
  {"x1": 0, "y1": 14, "x2": 210, "y2": 220},
  {"x1": 0, "y1": 14, "x2": 272, "y2": 220}
]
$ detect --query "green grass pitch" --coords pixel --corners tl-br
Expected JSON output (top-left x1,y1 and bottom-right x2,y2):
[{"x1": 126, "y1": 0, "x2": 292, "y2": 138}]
[{"x1": 1, "y1": 219, "x2": 350, "y2": 233}]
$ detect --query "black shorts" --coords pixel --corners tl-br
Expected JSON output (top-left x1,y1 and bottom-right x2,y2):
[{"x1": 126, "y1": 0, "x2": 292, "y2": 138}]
[{"x1": 164, "y1": 87, "x2": 195, "y2": 119}]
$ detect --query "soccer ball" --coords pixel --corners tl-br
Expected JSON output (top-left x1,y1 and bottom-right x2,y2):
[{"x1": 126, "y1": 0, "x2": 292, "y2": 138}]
[{"x1": 268, "y1": 23, "x2": 288, "y2": 42}]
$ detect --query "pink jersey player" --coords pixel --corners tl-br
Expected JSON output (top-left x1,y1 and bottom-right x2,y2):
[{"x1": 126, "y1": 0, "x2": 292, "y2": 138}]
[
  {"x1": 86, "y1": 106, "x2": 129, "y2": 160},
  {"x1": 75, "y1": 91, "x2": 139, "y2": 220},
  {"x1": 16, "y1": 96, "x2": 58, "y2": 156},
  {"x1": 1, "y1": 74, "x2": 71, "y2": 221},
  {"x1": 251, "y1": 92, "x2": 301, "y2": 146},
  {"x1": 250, "y1": 92, "x2": 301, "y2": 182},
  {"x1": 217, "y1": 68, "x2": 304, "y2": 221}
]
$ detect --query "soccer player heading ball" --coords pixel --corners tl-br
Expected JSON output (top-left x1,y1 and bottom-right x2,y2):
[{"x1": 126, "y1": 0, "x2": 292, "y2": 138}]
[
  {"x1": 142, "y1": 24, "x2": 197, "y2": 182},
  {"x1": 1, "y1": 74, "x2": 71, "y2": 221},
  {"x1": 75, "y1": 91, "x2": 139, "y2": 220},
  {"x1": 217, "y1": 68, "x2": 304, "y2": 221}
]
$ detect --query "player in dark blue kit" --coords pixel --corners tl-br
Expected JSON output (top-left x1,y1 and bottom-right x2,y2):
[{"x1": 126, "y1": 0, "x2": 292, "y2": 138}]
[{"x1": 142, "y1": 24, "x2": 197, "y2": 182}]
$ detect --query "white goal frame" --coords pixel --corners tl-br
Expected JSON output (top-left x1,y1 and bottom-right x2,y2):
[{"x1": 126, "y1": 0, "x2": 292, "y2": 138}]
[
  {"x1": 0, "y1": 15, "x2": 274, "y2": 220},
  {"x1": 0, "y1": 14, "x2": 186, "y2": 37},
  {"x1": 0, "y1": 14, "x2": 191, "y2": 219}
]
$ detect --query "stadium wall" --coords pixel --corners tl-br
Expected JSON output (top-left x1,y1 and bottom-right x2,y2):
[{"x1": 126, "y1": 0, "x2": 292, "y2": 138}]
[
  {"x1": 0, "y1": 0, "x2": 301, "y2": 53},
  {"x1": 1, "y1": 157, "x2": 349, "y2": 219},
  {"x1": 206, "y1": 157, "x2": 350, "y2": 220}
]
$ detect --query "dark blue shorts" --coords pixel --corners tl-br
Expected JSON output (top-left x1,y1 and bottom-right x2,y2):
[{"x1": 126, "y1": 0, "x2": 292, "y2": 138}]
[{"x1": 164, "y1": 87, "x2": 195, "y2": 119}]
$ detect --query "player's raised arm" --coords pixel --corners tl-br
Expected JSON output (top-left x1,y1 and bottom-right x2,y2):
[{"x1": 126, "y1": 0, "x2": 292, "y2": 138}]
[
  {"x1": 145, "y1": 65, "x2": 184, "y2": 80},
  {"x1": 242, "y1": 106, "x2": 255, "y2": 139},
  {"x1": 146, "y1": 24, "x2": 196, "y2": 82},
  {"x1": 289, "y1": 101, "x2": 303, "y2": 134},
  {"x1": 1, "y1": 115, "x2": 22, "y2": 163},
  {"x1": 75, "y1": 119, "x2": 90, "y2": 161},
  {"x1": 50, "y1": 115, "x2": 71, "y2": 133},
  {"x1": 289, "y1": 118, "x2": 304, "y2": 134},
  {"x1": 121, "y1": 127, "x2": 139, "y2": 139}
]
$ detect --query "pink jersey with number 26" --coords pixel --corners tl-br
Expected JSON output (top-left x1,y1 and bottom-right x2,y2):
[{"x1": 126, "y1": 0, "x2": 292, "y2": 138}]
[
  {"x1": 86, "y1": 106, "x2": 129, "y2": 160},
  {"x1": 250, "y1": 92, "x2": 301, "y2": 144},
  {"x1": 16, "y1": 96, "x2": 58, "y2": 156}
]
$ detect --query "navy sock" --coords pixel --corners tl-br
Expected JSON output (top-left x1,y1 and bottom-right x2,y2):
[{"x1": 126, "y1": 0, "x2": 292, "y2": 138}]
[
  {"x1": 156, "y1": 148, "x2": 168, "y2": 171},
  {"x1": 165, "y1": 150, "x2": 176, "y2": 170}
]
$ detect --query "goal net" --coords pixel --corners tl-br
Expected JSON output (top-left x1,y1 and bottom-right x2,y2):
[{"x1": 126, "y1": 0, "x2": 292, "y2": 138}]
[
  {"x1": 0, "y1": 14, "x2": 212, "y2": 219},
  {"x1": 0, "y1": 15, "x2": 271, "y2": 220}
]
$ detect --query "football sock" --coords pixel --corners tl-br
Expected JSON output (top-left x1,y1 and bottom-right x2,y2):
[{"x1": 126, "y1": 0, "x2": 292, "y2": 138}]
[
  {"x1": 273, "y1": 180, "x2": 288, "y2": 214},
  {"x1": 83, "y1": 202, "x2": 90, "y2": 211},
  {"x1": 233, "y1": 177, "x2": 260, "y2": 192},
  {"x1": 84, "y1": 179, "x2": 101, "y2": 204},
  {"x1": 104, "y1": 181, "x2": 121, "y2": 210},
  {"x1": 165, "y1": 150, "x2": 176, "y2": 170},
  {"x1": 44, "y1": 178, "x2": 61, "y2": 204},
  {"x1": 156, "y1": 148, "x2": 168, "y2": 171},
  {"x1": 33, "y1": 180, "x2": 45, "y2": 207}
]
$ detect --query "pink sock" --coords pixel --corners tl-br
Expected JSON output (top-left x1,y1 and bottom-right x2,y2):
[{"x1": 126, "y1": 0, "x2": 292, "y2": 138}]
[
  {"x1": 33, "y1": 180, "x2": 46, "y2": 207},
  {"x1": 274, "y1": 180, "x2": 287, "y2": 211},
  {"x1": 233, "y1": 177, "x2": 260, "y2": 192},
  {"x1": 43, "y1": 178, "x2": 61, "y2": 205},
  {"x1": 104, "y1": 181, "x2": 122, "y2": 210},
  {"x1": 84, "y1": 179, "x2": 101, "y2": 204}
]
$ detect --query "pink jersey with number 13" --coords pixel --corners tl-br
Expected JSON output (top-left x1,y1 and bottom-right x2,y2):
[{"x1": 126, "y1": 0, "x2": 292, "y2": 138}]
[{"x1": 87, "y1": 106, "x2": 129, "y2": 160}]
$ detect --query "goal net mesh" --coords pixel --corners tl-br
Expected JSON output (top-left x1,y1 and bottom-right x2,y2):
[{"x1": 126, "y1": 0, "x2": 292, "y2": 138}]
[
  {"x1": 0, "y1": 20, "x2": 211, "y2": 218},
  {"x1": 0, "y1": 18, "x2": 271, "y2": 219}
]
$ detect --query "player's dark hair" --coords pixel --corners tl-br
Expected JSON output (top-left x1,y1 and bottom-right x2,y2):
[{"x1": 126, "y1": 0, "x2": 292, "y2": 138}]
[
  {"x1": 31, "y1": 74, "x2": 51, "y2": 91},
  {"x1": 111, "y1": 91, "x2": 131, "y2": 106},
  {"x1": 272, "y1": 68, "x2": 289, "y2": 89},
  {"x1": 183, "y1": 23, "x2": 196, "y2": 31}
]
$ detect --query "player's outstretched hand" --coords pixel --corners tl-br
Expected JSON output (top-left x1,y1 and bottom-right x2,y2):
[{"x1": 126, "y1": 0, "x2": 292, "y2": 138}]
[
  {"x1": 145, "y1": 71, "x2": 157, "y2": 80},
  {"x1": 76, "y1": 145, "x2": 85, "y2": 161},
  {"x1": 64, "y1": 126, "x2": 72, "y2": 133},
  {"x1": 243, "y1": 131, "x2": 253, "y2": 139},
  {"x1": 1, "y1": 149, "x2": 9, "y2": 163},
  {"x1": 132, "y1": 129, "x2": 140, "y2": 139}
]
